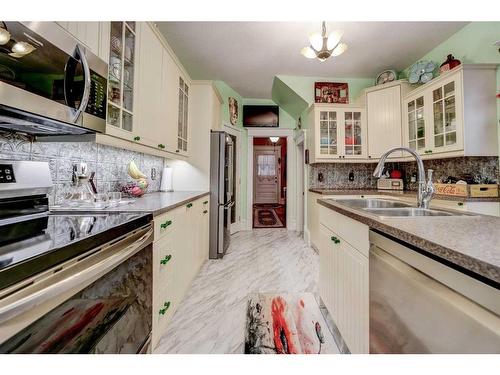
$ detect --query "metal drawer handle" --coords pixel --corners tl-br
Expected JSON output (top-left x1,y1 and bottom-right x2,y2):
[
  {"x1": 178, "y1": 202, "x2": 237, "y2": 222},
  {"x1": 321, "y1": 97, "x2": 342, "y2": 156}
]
[
  {"x1": 203, "y1": 210, "x2": 208, "y2": 214},
  {"x1": 203, "y1": 200, "x2": 208, "y2": 205},
  {"x1": 160, "y1": 220, "x2": 172, "y2": 229},
  {"x1": 331, "y1": 236, "x2": 340, "y2": 244},
  {"x1": 159, "y1": 301, "x2": 171, "y2": 315},
  {"x1": 186, "y1": 203, "x2": 193, "y2": 208},
  {"x1": 160, "y1": 254, "x2": 172, "y2": 265}
]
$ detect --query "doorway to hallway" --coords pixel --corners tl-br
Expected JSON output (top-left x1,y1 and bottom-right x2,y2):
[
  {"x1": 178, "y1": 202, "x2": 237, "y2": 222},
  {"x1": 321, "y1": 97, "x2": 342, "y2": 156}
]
[{"x1": 252, "y1": 137, "x2": 287, "y2": 228}]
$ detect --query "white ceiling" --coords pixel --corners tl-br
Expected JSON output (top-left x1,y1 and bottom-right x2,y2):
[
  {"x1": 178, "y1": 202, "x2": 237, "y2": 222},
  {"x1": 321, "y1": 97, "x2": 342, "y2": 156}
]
[{"x1": 156, "y1": 22, "x2": 468, "y2": 98}]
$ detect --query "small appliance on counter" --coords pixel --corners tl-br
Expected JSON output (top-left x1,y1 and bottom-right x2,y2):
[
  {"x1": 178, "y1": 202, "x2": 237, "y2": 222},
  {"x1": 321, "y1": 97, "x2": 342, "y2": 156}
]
[
  {"x1": 0, "y1": 160, "x2": 153, "y2": 353},
  {"x1": 377, "y1": 178, "x2": 404, "y2": 191}
]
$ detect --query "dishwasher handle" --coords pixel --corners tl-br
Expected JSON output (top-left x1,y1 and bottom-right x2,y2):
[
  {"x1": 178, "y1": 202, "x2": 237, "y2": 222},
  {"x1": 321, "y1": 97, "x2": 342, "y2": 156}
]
[{"x1": 0, "y1": 227, "x2": 153, "y2": 324}]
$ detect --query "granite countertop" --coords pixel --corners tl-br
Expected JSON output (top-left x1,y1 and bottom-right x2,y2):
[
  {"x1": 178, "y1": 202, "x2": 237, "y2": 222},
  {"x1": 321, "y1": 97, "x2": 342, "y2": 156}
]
[
  {"x1": 317, "y1": 197, "x2": 500, "y2": 284},
  {"x1": 98, "y1": 191, "x2": 209, "y2": 216},
  {"x1": 309, "y1": 188, "x2": 500, "y2": 202}
]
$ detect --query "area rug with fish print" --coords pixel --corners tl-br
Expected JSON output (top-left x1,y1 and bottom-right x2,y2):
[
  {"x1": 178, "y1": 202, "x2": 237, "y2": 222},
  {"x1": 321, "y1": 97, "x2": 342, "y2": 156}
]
[{"x1": 244, "y1": 293, "x2": 338, "y2": 354}]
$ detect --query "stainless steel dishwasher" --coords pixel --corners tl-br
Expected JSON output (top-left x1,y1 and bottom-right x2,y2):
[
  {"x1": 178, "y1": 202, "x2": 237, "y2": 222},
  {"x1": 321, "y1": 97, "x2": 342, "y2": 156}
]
[{"x1": 369, "y1": 230, "x2": 500, "y2": 354}]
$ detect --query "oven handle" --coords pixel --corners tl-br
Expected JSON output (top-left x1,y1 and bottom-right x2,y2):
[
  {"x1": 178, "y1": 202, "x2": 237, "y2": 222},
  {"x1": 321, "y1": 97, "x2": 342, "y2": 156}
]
[
  {"x1": 72, "y1": 44, "x2": 91, "y2": 123},
  {"x1": 0, "y1": 227, "x2": 153, "y2": 324}
]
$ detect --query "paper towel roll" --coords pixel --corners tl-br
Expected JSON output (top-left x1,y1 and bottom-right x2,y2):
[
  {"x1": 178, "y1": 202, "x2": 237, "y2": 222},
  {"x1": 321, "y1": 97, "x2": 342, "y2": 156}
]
[{"x1": 160, "y1": 166, "x2": 173, "y2": 192}]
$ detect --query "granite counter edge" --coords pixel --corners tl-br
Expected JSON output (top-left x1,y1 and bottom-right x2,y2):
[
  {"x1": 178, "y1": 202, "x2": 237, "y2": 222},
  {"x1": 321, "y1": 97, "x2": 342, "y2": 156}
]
[{"x1": 317, "y1": 198, "x2": 500, "y2": 285}]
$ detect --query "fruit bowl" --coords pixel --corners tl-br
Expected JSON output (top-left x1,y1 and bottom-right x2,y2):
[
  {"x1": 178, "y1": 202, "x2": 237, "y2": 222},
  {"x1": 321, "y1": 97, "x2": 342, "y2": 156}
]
[{"x1": 121, "y1": 180, "x2": 148, "y2": 197}]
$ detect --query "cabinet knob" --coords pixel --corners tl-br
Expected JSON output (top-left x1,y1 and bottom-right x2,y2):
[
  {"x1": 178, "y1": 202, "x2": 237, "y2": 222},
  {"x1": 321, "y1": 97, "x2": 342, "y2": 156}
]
[
  {"x1": 133, "y1": 136, "x2": 140, "y2": 141},
  {"x1": 176, "y1": 150, "x2": 180, "y2": 153},
  {"x1": 203, "y1": 210, "x2": 208, "y2": 214},
  {"x1": 158, "y1": 144, "x2": 165, "y2": 149},
  {"x1": 457, "y1": 202, "x2": 464, "y2": 206},
  {"x1": 203, "y1": 200, "x2": 208, "y2": 205},
  {"x1": 160, "y1": 254, "x2": 172, "y2": 265},
  {"x1": 159, "y1": 301, "x2": 171, "y2": 315},
  {"x1": 368, "y1": 155, "x2": 372, "y2": 159},
  {"x1": 186, "y1": 203, "x2": 193, "y2": 208}
]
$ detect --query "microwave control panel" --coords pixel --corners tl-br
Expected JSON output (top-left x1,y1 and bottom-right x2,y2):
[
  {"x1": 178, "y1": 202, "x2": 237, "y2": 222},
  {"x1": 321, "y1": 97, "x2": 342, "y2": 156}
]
[
  {"x1": 85, "y1": 71, "x2": 107, "y2": 119},
  {"x1": 0, "y1": 164, "x2": 16, "y2": 183}
]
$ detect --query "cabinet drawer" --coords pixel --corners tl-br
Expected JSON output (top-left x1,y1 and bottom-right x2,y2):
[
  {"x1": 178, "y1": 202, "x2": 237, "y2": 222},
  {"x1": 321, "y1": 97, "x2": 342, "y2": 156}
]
[
  {"x1": 154, "y1": 234, "x2": 176, "y2": 287},
  {"x1": 319, "y1": 205, "x2": 369, "y2": 257},
  {"x1": 153, "y1": 208, "x2": 179, "y2": 240}
]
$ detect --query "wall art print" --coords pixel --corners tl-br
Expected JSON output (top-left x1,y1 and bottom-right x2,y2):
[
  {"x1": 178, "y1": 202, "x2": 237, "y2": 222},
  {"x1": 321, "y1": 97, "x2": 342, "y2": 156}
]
[
  {"x1": 229, "y1": 97, "x2": 238, "y2": 125},
  {"x1": 314, "y1": 82, "x2": 349, "y2": 104}
]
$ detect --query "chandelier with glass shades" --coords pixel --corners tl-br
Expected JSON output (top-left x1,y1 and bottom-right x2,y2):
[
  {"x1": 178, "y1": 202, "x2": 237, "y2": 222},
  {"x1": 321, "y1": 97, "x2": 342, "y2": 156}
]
[{"x1": 301, "y1": 21, "x2": 348, "y2": 62}]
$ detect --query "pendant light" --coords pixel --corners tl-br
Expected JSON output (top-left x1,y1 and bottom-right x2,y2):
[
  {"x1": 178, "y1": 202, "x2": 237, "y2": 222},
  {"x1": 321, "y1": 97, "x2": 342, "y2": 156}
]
[{"x1": 301, "y1": 22, "x2": 348, "y2": 62}]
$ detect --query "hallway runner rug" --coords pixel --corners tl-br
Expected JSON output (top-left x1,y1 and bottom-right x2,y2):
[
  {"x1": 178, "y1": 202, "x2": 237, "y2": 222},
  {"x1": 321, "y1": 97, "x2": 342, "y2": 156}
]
[
  {"x1": 244, "y1": 293, "x2": 338, "y2": 354},
  {"x1": 253, "y1": 204, "x2": 285, "y2": 228}
]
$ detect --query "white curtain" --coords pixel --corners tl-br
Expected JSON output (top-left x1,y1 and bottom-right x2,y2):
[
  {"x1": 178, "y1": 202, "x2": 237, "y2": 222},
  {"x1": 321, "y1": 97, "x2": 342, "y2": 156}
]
[{"x1": 257, "y1": 155, "x2": 276, "y2": 176}]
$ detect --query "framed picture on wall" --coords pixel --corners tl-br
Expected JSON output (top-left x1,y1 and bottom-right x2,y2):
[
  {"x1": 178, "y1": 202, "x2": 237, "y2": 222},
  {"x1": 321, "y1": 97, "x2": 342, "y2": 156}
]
[{"x1": 314, "y1": 82, "x2": 349, "y2": 104}]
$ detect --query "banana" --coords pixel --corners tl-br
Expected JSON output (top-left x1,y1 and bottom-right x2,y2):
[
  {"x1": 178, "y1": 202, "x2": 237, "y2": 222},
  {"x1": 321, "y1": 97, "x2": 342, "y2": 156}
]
[{"x1": 127, "y1": 160, "x2": 146, "y2": 180}]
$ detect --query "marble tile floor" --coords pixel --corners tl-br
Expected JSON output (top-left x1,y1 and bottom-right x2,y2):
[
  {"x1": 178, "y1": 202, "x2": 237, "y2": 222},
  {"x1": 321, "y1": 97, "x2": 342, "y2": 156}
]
[{"x1": 154, "y1": 229, "x2": 338, "y2": 354}]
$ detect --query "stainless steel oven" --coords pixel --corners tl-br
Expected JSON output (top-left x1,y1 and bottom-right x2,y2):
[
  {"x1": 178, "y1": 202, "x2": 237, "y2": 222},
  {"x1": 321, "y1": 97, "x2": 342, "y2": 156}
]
[{"x1": 0, "y1": 22, "x2": 107, "y2": 136}]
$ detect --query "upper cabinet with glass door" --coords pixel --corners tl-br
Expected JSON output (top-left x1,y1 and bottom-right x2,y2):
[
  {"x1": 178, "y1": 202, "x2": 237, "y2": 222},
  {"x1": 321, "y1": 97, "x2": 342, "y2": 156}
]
[
  {"x1": 313, "y1": 105, "x2": 366, "y2": 161},
  {"x1": 403, "y1": 64, "x2": 498, "y2": 158},
  {"x1": 317, "y1": 109, "x2": 340, "y2": 158},
  {"x1": 106, "y1": 22, "x2": 136, "y2": 136},
  {"x1": 177, "y1": 76, "x2": 189, "y2": 154}
]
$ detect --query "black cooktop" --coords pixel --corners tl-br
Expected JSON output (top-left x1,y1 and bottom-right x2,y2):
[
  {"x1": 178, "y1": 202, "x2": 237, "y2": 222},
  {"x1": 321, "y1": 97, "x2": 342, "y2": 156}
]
[{"x1": 0, "y1": 211, "x2": 152, "y2": 291}]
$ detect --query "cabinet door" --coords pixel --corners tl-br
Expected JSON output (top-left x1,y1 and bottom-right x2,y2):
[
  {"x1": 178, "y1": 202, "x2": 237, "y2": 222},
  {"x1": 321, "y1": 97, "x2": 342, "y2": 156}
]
[
  {"x1": 106, "y1": 22, "x2": 137, "y2": 139},
  {"x1": 135, "y1": 23, "x2": 164, "y2": 147},
  {"x1": 57, "y1": 22, "x2": 100, "y2": 56},
  {"x1": 404, "y1": 95, "x2": 427, "y2": 155},
  {"x1": 161, "y1": 50, "x2": 182, "y2": 153},
  {"x1": 318, "y1": 224, "x2": 335, "y2": 312},
  {"x1": 342, "y1": 109, "x2": 366, "y2": 159},
  {"x1": 367, "y1": 86, "x2": 403, "y2": 159},
  {"x1": 336, "y1": 239, "x2": 368, "y2": 354},
  {"x1": 428, "y1": 74, "x2": 463, "y2": 154},
  {"x1": 316, "y1": 110, "x2": 340, "y2": 158},
  {"x1": 177, "y1": 76, "x2": 190, "y2": 155}
]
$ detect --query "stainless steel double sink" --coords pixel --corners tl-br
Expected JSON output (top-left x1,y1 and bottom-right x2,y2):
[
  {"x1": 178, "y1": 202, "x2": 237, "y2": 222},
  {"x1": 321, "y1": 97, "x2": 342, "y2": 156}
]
[{"x1": 330, "y1": 198, "x2": 474, "y2": 218}]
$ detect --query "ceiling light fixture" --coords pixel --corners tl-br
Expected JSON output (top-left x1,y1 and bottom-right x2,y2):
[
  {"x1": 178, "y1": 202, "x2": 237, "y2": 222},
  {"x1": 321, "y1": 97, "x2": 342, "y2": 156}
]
[
  {"x1": 269, "y1": 136, "x2": 280, "y2": 143},
  {"x1": 301, "y1": 21, "x2": 348, "y2": 62}
]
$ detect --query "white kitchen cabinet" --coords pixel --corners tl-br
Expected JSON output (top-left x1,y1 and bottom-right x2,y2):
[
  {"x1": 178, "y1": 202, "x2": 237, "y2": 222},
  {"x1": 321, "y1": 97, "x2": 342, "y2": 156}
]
[
  {"x1": 104, "y1": 21, "x2": 138, "y2": 141},
  {"x1": 57, "y1": 22, "x2": 101, "y2": 57},
  {"x1": 177, "y1": 76, "x2": 190, "y2": 155},
  {"x1": 134, "y1": 22, "x2": 165, "y2": 149},
  {"x1": 151, "y1": 194, "x2": 209, "y2": 348},
  {"x1": 307, "y1": 104, "x2": 367, "y2": 163},
  {"x1": 366, "y1": 81, "x2": 411, "y2": 159},
  {"x1": 318, "y1": 204, "x2": 369, "y2": 354},
  {"x1": 403, "y1": 65, "x2": 498, "y2": 158}
]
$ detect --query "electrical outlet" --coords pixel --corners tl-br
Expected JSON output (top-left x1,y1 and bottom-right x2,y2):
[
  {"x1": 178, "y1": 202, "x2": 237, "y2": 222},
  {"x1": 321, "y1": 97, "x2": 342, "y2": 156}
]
[
  {"x1": 348, "y1": 170, "x2": 354, "y2": 182},
  {"x1": 151, "y1": 168, "x2": 157, "y2": 180}
]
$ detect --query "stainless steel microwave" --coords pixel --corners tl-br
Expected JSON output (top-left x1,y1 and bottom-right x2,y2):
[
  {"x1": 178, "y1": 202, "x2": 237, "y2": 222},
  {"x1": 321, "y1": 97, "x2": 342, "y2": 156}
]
[{"x1": 0, "y1": 22, "x2": 108, "y2": 136}]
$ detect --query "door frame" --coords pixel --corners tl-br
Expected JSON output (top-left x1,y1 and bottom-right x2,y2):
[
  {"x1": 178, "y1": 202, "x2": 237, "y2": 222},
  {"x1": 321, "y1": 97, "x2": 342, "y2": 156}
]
[
  {"x1": 295, "y1": 130, "x2": 305, "y2": 235},
  {"x1": 253, "y1": 145, "x2": 281, "y2": 204},
  {"x1": 247, "y1": 128, "x2": 295, "y2": 231},
  {"x1": 223, "y1": 123, "x2": 242, "y2": 234}
]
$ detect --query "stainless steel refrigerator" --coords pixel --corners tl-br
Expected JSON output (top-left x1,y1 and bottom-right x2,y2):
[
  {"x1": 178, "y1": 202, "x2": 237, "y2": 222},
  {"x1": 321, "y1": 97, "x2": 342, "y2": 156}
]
[{"x1": 209, "y1": 131, "x2": 234, "y2": 259}]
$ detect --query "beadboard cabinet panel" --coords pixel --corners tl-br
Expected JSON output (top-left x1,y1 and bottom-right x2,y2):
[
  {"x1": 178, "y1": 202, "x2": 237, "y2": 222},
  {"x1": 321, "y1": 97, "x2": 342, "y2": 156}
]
[{"x1": 151, "y1": 194, "x2": 209, "y2": 349}]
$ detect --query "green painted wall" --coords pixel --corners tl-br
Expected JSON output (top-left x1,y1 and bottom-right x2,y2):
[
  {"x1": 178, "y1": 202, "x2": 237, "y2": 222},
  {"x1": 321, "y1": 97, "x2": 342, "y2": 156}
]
[
  {"x1": 271, "y1": 76, "x2": 309, "y2": 120},
  {"x1": 277, "y1": 75, "x2": 374, "y2": 106}
]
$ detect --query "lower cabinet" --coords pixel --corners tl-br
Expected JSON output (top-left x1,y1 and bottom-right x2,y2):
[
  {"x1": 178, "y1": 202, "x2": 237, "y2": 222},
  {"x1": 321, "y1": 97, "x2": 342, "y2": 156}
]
[
  {"x1": 318, "y1": 205, "x2": 369, "y2": 353},
  {"x1": 151, "y1": 195, "x2": 209, "y2": 348}
]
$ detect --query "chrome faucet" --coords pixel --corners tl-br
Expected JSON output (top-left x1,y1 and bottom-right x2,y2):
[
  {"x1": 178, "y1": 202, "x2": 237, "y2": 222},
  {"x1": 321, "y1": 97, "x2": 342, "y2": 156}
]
[{"x1": 373, "y1": 147, "x2": 435, "y2": 208}]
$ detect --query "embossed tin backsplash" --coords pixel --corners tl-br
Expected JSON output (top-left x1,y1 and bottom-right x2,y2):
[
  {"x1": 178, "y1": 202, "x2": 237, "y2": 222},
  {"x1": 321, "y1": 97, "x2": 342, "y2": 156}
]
[
  {"x1": 309, "y1": 157, "x2": 499, "y2": 190},
  {"x1": 0, "y1": 131, "x2": 165, "y2": 205}
]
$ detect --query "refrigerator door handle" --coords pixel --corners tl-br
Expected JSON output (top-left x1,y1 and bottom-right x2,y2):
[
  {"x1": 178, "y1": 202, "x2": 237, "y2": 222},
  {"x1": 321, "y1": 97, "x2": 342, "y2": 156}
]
[{"x1": 221, "y1": 200, "x2": 235, "y2": 209}]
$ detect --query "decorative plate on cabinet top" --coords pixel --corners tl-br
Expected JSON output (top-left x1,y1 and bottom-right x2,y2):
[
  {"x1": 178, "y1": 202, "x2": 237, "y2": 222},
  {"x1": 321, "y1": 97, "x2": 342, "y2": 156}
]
[
  {"x1": 375, "y1": 70, "x2": 397, "y2": 85},
  {"x1": 408, "y1": 61, "x2": 436, "y2": 84}
]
